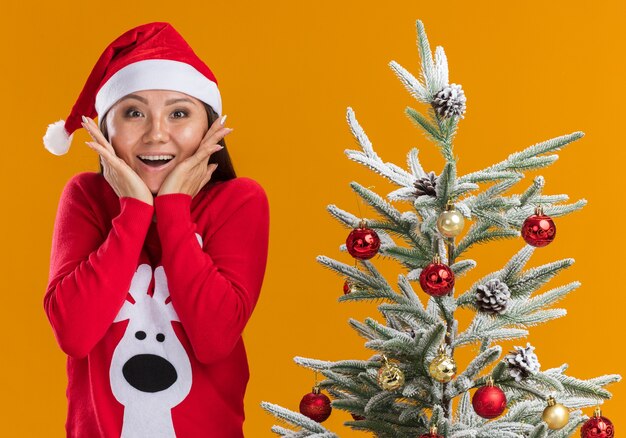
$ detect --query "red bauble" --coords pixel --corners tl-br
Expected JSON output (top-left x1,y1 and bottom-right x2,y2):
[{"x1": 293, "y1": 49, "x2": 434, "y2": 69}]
[
  {"x1": 521, "y1": 207, "x2": 556, "y2": 247},
  {"x1": 351, "y1": 413, "x2": 365, "y2": 421},
  {"x1": 343, "y1": 280, "x2": 352, "y2": 295},
  {"x1": 299, "y1": 387, "x2": 332, "y2": 423},
  {"x1": 419, "y1": 258, "x2": 455, "y2": 297},
  {"x1": 581, "y1": 409, "x2": 614, "y2": 438},
  {"x1": 472, "y1": 384, "x2": 507, "y2": 419},
  {"x1": 346, "y1": 221, "x2": 380, "y2": 260}
]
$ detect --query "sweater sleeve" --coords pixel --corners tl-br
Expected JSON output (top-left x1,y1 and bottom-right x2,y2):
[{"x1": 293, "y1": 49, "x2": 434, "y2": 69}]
[
  {"x1": 154, "y1": 181, "x2": 270, "y2": 365},
  {"x1": 44, "y1": 175, "x2": 154, "y2": 359}
]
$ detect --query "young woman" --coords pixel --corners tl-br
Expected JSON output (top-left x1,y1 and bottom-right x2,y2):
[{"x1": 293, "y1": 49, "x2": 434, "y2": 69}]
[{"x1": 43, "y1": 22, "x2": 269, "y2": 437}]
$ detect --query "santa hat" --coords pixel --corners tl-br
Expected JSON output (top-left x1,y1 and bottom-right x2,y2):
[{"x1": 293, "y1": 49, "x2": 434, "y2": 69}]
[{"x1": 43, "y1": 22, "x2": 221, "y2": 155}]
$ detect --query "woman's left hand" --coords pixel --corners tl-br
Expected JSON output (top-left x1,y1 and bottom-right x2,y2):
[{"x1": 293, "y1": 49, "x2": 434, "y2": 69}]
[{"x1": 157, "y1": 118, "x2": 233, "y2": 197}]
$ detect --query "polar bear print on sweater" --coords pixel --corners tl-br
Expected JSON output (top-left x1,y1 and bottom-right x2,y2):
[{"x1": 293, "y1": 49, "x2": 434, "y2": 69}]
[{"x1": 109, "y1": 233, "x2": 204, "y2": 438}]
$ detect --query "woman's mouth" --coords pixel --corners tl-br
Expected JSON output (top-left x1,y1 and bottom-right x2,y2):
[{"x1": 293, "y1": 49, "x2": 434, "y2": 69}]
[{"x1": 137, "y1": 154, "x2": 175, "y2": 170}]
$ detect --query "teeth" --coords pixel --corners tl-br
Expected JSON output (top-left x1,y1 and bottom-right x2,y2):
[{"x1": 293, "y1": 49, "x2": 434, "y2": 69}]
[{"x1": 138, "y1": 155, "x2": 174, "y2": 161}]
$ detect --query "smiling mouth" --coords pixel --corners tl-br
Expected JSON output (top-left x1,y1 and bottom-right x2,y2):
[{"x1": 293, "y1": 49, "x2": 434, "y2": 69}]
[{"x1": 137, "y1": 155, "x2": 175, "y2": 167}]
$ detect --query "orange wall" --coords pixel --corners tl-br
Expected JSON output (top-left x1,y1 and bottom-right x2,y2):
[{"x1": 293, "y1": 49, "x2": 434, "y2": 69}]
[{"x1": 2, "y1": 0, "x2": 623, "y2": 435}]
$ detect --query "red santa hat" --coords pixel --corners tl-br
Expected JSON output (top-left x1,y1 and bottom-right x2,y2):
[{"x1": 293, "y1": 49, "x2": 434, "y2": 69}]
[{"x1": 43, "y1": 22, "x2": 221, "y2": 155}]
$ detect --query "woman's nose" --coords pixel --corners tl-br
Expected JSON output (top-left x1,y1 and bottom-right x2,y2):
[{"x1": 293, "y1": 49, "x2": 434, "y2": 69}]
[{"x1": 143, "y1": 117, "x2": 170, "y2": 144}]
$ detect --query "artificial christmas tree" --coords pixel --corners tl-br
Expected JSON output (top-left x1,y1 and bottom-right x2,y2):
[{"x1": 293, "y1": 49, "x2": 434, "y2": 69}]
[{"x1": 261, "y1": 20, "x2": 620, "y2": 437}]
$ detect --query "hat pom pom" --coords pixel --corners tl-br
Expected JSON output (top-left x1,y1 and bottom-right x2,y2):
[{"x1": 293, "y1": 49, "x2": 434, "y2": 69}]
[{"x1": 43, "y1": 120, "x2": 74, "y2": 155}]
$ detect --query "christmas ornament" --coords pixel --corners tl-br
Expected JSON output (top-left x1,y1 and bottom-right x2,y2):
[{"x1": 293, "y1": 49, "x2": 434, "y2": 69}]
[
  {"x1": 580, "y1": 407, "x2": 614, "y2": 438},
  {"x1": 505, "y1": 343, "x2": 541, "y2": 382},
  {"x1": 419, "y1": 426, "x2": 444, "y2": 438},
  {"x1": 429, "y1": 345, "x2": 457, "y2": 383},
  {"x1": 419, "y1": 255, "x2": 455, "y2": 297},
  {"x1": 475, "y1": 279, "x2": 511, "y2": 315},
  {"x1": 471, "y1": 377, "x2": 507, "y2": 419},
  {"x1": 377, "y1": 355, "x2": 405, "y2": 391},
  {"x1": 299, "y1": 385, "x2": 332, "y2": 423},
  {"x1": 437, "y1": 202, "x2": 465, "y2": 238},
  {"x1": 405, "y1": 327, "x2": 417, "y2": 339},
  {"x1": 521, "y1": 206, "x2": 556, "y2": 247},
  {"x1": 346, "y1": 220, "x2": 380, "y2": 260},
  {"x1": 43, "y1": 22, "x2": 223, "y2": 156},
  {"x1": 542, "y1": 396, "x2": 569, "y2": 429},
  {"x1": 351, "y1": 413, "x2": 365, "y2": 421},
  {"x1": 431, "y1": 83, "x2": 467, "y2": 119},
  {"x1": 414, "y1": 171, "x2": 438, "y2": 198},
  {"x1": 343, "y1": 279, "x2": 357, "y2": 295}
]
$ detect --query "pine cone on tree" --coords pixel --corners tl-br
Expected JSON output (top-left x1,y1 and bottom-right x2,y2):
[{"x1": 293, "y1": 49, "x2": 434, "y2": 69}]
[
  {"x1": 431, "y1": 83, "x2": 467, "y2": 119},
  {"x1": 505, "y1": 343, "x2": 541, "y2": 382},
  {"x1": 475, "y1": 279, "x2": 511, "y2": 315},
  {"x1": 414, "y1": 171, "x2": 438, "y2": 198}
]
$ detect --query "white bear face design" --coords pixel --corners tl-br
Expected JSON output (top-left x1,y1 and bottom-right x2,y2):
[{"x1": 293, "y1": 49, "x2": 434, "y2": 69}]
[
  {"x1": 110, "y1": 265, "x2": 192, "y2": 408},
  {"x1": 109, "y1": 233, "x2": 203, "y2": 438}
]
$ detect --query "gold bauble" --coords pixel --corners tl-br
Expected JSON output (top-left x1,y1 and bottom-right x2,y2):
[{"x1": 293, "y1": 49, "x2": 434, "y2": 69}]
[
  {"x1": 377, "y1": 357, "x2": 405, "y2": 391},
  {"x1": 428, "y1": 348, "x2": 457, "y2": 383},
  {"x1": 542, "y1": 397, "x2": 570, "y2": 430},
  {"x1": 437, "y1": 208, "x2": 465, "y2": 238}
]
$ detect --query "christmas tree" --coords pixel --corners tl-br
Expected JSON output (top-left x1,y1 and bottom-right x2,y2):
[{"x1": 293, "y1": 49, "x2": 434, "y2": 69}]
[{"x1": 261, "y1": 20, "x2": 620, "y2": 437}]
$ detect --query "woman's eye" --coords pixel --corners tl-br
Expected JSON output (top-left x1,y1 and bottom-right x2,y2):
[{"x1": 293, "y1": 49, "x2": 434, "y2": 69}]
[
  {"x1": 125, "y1": 108, "x2": 143, "y2": 118},
  {"x1": 172, "y1": 110, "x2": 188, "y2": 119}
]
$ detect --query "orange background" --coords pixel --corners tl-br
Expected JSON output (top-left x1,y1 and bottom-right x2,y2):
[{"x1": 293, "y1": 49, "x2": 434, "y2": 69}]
[{"x1": 1, "y1": 0, "x2": 624, "y2": 436}]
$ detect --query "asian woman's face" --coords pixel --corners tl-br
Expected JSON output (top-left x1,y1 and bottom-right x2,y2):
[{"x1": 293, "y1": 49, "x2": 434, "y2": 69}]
[{"x1": 105, "y1": 89, "x2": 209, "y2": 195}]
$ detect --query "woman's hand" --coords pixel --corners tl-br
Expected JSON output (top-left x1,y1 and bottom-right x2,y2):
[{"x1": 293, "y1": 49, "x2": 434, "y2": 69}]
[
  {"x1": 157, "y1": 116, "x2": 233, "y2": 198},
  {"x1": 82, "y1": 116, "x2": 154, "y2": 206}
]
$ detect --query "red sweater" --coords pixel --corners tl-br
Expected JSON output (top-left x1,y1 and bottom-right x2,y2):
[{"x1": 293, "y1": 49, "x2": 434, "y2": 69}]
[{"x1": 44, "y1": 172, "x2": 270, "y2": 437}]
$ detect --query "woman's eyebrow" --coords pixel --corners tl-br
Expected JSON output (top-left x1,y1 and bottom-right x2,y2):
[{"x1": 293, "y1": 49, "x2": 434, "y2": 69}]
[
  {"x1": 165, "y1": 97, "x2": 196, "y2": 106},
  {"x1": 118, "y1": 94, "x2": 196, "y2": 106},
  {"x1": 119, "y1": 94, "x2": 148, "y2": 104}
]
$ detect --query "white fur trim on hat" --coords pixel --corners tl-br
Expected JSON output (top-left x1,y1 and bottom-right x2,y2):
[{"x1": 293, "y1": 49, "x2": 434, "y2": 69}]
[
  {"x1": 43, "y1": 120, "x2": 74, "y2": 156},
  {"x1": 95, "y1": 59, "x2": 222, "y2": 118}
]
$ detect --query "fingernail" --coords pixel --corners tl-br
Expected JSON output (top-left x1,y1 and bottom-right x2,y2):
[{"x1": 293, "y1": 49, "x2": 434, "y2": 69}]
[
  {"x1": 81, "y1": 115, "x2": 87, "y2": 123},
  {"x1": 85, "y1": 141, "x2": 93, "y2": 148},
  {"x1": 220, "y1": 115, "x2": 227, "y2": 125}
]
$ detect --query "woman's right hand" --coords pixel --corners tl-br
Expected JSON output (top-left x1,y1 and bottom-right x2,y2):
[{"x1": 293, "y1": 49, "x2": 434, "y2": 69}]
[{"x1": 82, "y1": 116, "x2": 154, "y2": 206}]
